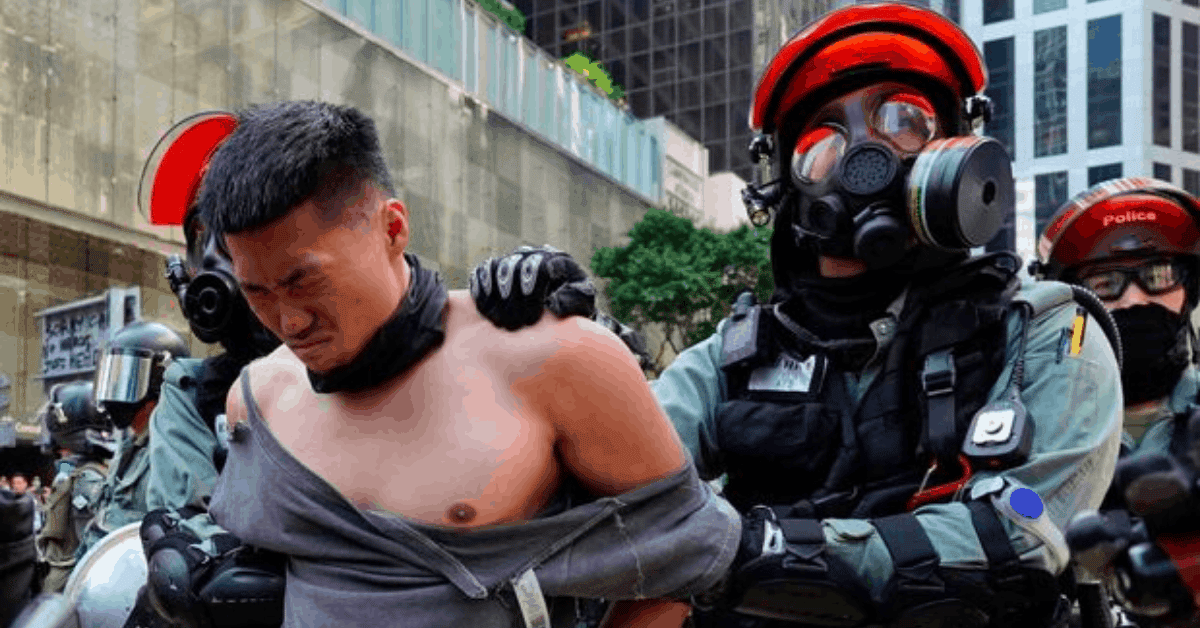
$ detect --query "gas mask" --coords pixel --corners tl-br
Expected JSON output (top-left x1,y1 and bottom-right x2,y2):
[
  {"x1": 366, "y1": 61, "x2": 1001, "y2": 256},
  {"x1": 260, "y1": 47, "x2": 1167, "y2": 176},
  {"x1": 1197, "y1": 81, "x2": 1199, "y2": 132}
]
[
  {"x1": 780, "y1": 87, "x2": 1013, "y2": 269},
  {"x1": 165, "y1": 231, "x2": 278, "y2": 357}
]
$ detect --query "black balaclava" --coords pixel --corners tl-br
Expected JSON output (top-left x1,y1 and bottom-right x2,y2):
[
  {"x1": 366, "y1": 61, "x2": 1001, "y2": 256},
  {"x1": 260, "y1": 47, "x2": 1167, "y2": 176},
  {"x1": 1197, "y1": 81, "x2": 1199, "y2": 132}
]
[
  {"x1": 770, "y1": 195, "x2": 967, "y2": 369},
  {"x1": 1110, "y1": 304, "x2": 1193, "y2": 404}
]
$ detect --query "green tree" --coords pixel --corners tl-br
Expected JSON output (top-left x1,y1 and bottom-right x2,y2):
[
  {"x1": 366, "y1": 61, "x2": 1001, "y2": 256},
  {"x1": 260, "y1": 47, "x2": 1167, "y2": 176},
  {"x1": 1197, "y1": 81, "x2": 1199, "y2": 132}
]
[{"x1": 591, "y1": 209, "x2": 773, "y2": 374}]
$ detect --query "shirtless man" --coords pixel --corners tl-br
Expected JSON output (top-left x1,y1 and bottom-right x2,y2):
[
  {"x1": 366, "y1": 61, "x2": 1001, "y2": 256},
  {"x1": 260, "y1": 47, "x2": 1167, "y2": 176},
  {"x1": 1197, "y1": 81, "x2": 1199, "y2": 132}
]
[{"x1": 189, "y1": 101, "x2": 738, "y2": 628}]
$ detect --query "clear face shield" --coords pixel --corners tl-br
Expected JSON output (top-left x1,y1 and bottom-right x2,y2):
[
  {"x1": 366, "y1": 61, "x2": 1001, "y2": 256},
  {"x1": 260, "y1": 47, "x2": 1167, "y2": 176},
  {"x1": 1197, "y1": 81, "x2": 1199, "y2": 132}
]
[{"x1": 93, "y1": 347, "x2": 162, "y2": 408}]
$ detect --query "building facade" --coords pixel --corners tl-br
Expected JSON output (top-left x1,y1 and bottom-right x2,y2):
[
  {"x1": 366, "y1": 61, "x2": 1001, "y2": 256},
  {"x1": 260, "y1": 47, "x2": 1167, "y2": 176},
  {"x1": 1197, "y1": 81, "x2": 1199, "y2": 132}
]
[
  {"x1": 514, "y1": 0, "x2": 757, "y2": 183},
  {"x1": 0, "y1": 0, "x2": 671, "y2": 454},
  {"x1": 962, "y1": 0, "x2": 1200, "y2": 267}
]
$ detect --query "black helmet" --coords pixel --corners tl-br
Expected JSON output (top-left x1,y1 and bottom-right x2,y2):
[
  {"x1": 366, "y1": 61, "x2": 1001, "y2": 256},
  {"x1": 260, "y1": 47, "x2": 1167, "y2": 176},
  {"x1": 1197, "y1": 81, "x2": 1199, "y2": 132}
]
[
  {"x1": 39, "y1": 381, "x2": 111, "y2": 455},
  {"x1": 94, "y1": 321, "x2": 190, "y2": 427}
]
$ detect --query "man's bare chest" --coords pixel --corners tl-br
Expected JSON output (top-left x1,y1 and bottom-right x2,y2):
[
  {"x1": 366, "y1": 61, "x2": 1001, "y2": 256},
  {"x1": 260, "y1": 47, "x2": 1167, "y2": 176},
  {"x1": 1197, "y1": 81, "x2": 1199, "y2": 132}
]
[{"x1": 261, "y1": 371, "x2": 561, "y2": 526}]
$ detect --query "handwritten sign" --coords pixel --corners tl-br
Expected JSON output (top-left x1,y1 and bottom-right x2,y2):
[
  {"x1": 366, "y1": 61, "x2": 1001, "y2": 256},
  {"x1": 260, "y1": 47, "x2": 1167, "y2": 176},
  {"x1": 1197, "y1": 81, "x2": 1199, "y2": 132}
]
[{"x1": 41, "y1": 302, "x2": 108, "y2": 378}]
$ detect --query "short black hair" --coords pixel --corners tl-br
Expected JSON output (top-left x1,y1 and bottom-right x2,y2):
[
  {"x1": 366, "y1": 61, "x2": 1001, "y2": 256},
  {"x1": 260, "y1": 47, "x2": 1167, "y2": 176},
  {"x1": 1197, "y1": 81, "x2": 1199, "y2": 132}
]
[{"x1": 196, "y1": 101, "x2": 396, "y2": 239}]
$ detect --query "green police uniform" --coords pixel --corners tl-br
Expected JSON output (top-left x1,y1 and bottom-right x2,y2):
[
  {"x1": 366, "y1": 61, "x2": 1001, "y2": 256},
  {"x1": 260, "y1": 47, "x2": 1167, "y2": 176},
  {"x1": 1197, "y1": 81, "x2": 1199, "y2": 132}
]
[
  {"x1": 76, "y1": 360, "x2": 213, "y2": 558},
  {"x1": 76, "y1": 429, "x2": 151, "y2": 558},
  {"x1": 651, "y1": 279, "x2": 1123, "y2": 602},
  {"x1": 144, "y1": 358, "x2": 220, "y2": 514},
  {"x1": 1124, "y1": 365, "x2": 1200, "y2": 456}
]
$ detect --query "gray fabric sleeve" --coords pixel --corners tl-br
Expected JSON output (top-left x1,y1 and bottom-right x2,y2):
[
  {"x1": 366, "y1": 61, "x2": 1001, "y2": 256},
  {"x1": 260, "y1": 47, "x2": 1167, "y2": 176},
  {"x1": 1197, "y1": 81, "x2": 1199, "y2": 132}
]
[{"x1": 531, "y1": 464, "x2": 741, "y2": 601}]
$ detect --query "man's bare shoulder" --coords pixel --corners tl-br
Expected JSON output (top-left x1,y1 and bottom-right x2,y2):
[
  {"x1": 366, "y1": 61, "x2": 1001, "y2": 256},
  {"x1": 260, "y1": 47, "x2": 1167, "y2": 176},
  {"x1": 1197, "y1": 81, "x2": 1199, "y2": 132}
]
[
  {"x1": 444, "y1": 290, "x2": 630, "y2": 367},
  {"x1": 238, "y1": 344, "x2": 308, "y2": 412}
]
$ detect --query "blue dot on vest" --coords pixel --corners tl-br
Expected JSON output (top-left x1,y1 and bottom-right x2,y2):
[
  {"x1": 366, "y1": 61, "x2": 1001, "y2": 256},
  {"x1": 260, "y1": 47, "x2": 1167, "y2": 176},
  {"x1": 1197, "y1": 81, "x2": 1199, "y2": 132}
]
[{"x1": 1010, "y1": 488, "x2": 1043, "y2": 519}]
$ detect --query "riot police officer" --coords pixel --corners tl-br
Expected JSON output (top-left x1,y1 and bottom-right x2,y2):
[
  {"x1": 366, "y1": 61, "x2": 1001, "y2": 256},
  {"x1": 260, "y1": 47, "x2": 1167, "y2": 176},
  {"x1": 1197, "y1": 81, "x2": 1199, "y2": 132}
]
[
  {"x1": 1035, "y1": 178, "x2": 1200, "y2": 452},
  {"x1": 1046, "y1": 179, "x2": 1200, "y2": 626},
  {"x1": 34, "y1": 381, "x2": 114, "y2": 593},
  {"x1": 79, "y1": 320, "x2": 190, "y2": 558},
  {"x1": 145, "y1": 204, "x2": 280, "y2": 515},
  {"x1": 471, "y1": 3, "x2": 1124, "y2": 627}
]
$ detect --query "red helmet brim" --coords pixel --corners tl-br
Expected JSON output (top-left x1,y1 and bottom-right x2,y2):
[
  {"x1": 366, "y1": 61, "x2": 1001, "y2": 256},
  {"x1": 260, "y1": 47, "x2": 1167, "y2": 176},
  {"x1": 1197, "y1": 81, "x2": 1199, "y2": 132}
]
[{"x1": 139, "y1": 112, "x2": 238, "y2": 226}]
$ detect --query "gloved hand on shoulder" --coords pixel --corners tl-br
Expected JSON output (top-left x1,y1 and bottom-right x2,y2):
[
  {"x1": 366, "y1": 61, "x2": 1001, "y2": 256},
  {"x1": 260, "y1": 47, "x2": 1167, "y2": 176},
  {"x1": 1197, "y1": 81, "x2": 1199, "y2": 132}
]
[{"x1": 471, "y1": 246, "x2": 655, "y2": 370}]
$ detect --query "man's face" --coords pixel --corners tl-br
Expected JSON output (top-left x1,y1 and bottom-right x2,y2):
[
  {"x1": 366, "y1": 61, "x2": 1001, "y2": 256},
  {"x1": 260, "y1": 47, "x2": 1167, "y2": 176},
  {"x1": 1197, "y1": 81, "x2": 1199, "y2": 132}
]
[
  {"x1": 1075, "y1": 257, "x2": 1187, "y2": 314},
  {"x1": 11, "y1": 475, "x2": 27, "y2": 494},
  {"x1": 226, "y1": 183, "x2": 411, "y2": 373}
]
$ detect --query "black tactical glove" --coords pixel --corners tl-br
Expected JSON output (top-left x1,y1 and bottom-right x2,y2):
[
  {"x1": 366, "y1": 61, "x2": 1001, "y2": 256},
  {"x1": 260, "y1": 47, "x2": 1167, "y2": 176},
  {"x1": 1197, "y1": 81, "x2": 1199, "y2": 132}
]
[
  {"x1": 471, "y1": 246, "x2": 655, "y2": 370},
  {"x1": 140, "y1": 509, "x2": 285, "y2": 628},
  {"x1": 470, "y1": 245, "x2": 597, "y2": 329},
  {"x1": 1, "y1": 490, "x2": 36, "y2": 628}
]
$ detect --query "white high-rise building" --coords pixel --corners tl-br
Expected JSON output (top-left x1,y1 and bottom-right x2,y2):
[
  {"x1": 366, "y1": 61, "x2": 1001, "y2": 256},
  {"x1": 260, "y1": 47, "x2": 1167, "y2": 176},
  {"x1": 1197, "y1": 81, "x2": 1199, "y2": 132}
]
[{"x1": 961, "y1": 0, "x2": 1200, "y2": 268}]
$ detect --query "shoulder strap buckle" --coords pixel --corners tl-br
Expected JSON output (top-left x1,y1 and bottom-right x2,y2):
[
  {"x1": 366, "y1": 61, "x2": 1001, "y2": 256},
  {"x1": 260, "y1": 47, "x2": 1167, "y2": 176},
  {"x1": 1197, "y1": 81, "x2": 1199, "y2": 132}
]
[{"x1": 921, "y1": 350, "x2": 956, "y2": 397}]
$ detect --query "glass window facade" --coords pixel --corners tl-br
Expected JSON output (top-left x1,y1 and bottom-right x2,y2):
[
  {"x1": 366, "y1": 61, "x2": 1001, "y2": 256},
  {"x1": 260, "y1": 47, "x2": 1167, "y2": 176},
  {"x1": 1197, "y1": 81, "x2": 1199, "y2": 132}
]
[
  {"x1": 1034, "y1": 26, "x2": 1068, "y2": 157},
  {"x1": 1154, "y1": 162, "x2": 1172, "y2": 183},
  {"x1": 513, "y1": 0, "x2": 757, "y2": 180},
  {"x1": 1154, "y1": 15, "x2": 1171, "y2": 148},
  {"x1": 1186, "y1": 22, "x2": 1199, "y2": 153},
  {"x1": 1087, "y1": 15, "x2": 1122, "y2": 149},
  {"x1": 1033, "y1": 0, "x2": 1065, "y2": 14},
  {"x1": 327, "y1": 0, "x2": 663, "y2": 201},
  {"x1": 983, "y1": 0, "x2": 1013, "y2": 24},
  {"x1": 1035, "y1": 171, "x2": 1070, "y2": 235},
  {"x1": 1088, "y1": 163, "x2": 1123, "y2": 186},
  {"x1": 1186, "y1": 169, "x2": 1200, "y2": 196},
  {"x1": 984, "y1": 37, "x2": 1014, "y2": 159}
]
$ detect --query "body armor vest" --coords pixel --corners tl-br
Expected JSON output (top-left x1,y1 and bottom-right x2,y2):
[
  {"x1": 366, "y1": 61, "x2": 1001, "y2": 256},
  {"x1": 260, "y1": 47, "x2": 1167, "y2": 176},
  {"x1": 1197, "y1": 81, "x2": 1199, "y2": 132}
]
[{"x1": 716, "y1": 254, "x2": 1021, "y2": 516}]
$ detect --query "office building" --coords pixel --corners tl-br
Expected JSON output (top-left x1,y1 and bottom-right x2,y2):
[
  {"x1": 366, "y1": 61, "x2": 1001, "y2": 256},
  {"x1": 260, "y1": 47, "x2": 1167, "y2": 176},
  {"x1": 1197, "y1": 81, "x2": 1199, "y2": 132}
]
[
  {"x1": 962, "y1": 0, "x2": 1200, "y2": 268},
  {"x1": 516, "y1": 0, "x2": 757, "y2": 182}
]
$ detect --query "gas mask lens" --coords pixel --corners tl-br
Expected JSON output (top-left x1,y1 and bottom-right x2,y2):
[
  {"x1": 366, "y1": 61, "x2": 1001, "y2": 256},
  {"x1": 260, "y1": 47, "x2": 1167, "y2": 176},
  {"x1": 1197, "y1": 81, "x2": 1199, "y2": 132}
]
[
  {"x1": 873, "y1": 97, "x2": 937, "y2": 153},
  {"x1": 1078, "y1": 259, "x2": 1187, "y2": 300},
  {"x1": 791, "y1": 126, "x2": 846, "y2": 184}
]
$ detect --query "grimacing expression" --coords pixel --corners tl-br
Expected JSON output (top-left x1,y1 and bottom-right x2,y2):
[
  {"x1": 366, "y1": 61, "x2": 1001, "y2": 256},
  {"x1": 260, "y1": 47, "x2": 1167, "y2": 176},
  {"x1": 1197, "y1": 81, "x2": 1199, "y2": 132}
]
[{"x1": 225, "y1": 183, "x2": 410, "y2": 373}]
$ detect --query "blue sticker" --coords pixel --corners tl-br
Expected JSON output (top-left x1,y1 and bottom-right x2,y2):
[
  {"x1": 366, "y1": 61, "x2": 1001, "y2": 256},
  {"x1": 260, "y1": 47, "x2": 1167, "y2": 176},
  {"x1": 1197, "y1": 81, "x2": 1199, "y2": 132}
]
[{"x1": 1010, "y1": 488, "x2": 1044, "y2": 519}]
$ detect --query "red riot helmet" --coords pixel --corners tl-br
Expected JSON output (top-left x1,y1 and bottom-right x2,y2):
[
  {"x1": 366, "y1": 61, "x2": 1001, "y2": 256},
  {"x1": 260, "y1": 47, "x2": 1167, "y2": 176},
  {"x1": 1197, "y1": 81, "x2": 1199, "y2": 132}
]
[
  {"x1": 748, "y1": 2, "x2": 988, "y2": 141},
  {"x1": 1033, "y1": 177, "x2": 1200, "y2": 305},
  {"x1": 742, "y1": 2, "x2": 1006, "y2": 278}
]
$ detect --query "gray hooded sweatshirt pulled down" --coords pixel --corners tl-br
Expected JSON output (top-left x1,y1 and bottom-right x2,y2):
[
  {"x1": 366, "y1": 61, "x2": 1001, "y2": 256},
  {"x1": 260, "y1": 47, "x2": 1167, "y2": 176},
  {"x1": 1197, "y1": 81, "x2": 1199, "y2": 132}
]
[{"x1": 209, "y1": 371, "x2": 741, "y2": 628}]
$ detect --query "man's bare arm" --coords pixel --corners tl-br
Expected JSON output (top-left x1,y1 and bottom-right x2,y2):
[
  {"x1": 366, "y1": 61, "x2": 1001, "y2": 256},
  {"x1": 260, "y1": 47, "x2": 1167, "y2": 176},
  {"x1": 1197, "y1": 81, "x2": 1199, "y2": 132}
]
[
  {"x1": 535, "y1": 316, "x2": 687, "y2": 497},
  {"x1": 530, "y1": 318, "x2": 693, "y2": 628}
]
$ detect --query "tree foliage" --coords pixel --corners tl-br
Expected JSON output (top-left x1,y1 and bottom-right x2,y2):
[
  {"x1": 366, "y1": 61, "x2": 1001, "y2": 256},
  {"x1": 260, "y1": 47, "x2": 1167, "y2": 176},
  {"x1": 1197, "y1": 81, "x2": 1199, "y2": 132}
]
[{"x1": 591, "y1": 208, "x2": 773, "y2": 373}]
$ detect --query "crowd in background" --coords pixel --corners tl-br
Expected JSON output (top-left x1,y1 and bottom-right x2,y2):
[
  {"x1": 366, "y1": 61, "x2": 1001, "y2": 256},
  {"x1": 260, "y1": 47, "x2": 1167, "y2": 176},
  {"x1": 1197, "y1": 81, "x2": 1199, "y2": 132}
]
[{"x1": 1, "y1": 473, "x2": 51, "y2": 534}]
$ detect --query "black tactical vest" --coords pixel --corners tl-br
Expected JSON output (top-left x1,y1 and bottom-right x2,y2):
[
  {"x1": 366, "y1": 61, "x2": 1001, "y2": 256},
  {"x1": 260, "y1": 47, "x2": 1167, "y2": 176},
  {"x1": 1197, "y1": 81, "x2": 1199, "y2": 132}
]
[{"x1": 715, "y1": 254, "x2": 1022, "y2": 516}]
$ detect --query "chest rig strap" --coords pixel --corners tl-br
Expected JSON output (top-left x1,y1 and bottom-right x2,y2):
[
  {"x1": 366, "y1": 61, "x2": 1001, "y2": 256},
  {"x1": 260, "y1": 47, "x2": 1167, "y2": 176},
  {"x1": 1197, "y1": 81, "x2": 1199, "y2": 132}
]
[{"x1": 921, "y1": 350, "x2": 958, "y2": 464}]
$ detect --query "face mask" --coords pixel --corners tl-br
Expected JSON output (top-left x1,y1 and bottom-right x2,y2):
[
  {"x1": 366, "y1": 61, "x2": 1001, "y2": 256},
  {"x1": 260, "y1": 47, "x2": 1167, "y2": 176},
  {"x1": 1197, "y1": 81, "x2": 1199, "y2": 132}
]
[
  {"x1": 1110, "y1": 304, "x2": 1192, "y2": 405},
  {"x1": 788, "y1": 86, "x2": 1012, "y2": 269}
]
